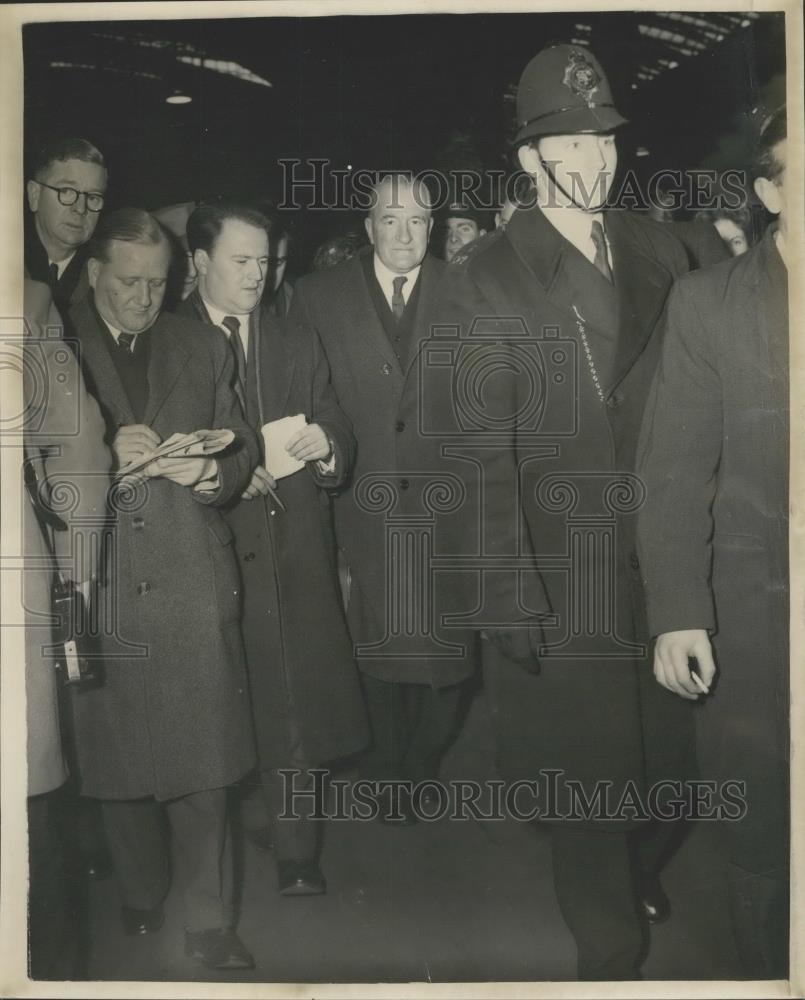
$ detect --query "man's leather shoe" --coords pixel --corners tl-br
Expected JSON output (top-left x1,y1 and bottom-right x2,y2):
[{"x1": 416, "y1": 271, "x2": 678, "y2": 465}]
[
  {"x1": 185, "y1": 928, "x2": 255, "y2": 970},
  {"x1": 121, "y1": 904, "x2": 165, "y2": 936},
  {"x1": 639, "y1": 875, "x2": 671, "y2": 924},
  {"x1": 277, "y1": 859, "x2": 327, "y2": 896}
]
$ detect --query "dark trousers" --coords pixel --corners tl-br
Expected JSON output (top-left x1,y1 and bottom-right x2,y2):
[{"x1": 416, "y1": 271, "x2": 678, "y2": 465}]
[
  {"x1": 101, "y1": 787, "x2": 233, "y2": 932},
  {"x1": 727, "y1": 862, "x2": 789, "y2": 979},
  {"x1": 551, "y1": 825, "x2": 671, "y2": 980},
  {"x1": 28, "y1": 793, "x2": 81, "y2": 980},
  {"x1": 359, "y1": 673, "x2": 465, "y2": 785}
]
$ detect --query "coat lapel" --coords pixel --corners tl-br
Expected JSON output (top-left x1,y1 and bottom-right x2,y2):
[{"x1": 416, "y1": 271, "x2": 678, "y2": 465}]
[
  {"x1": 404, "y1": 256, "x2": 444, "y2": 378},
  {"x1": 142, "y1": 317, "x2": 190, "y2": 426},
  {"x1": 605, "y1": 209, "x2": 675, "y2": 392},
  {"x1": 252, "y1": 306, "x2": 296, "y2": 424},
  {"x1": 505, "y1": 206, "x2": 618, "y2": 345},
  {"x1": 352, "y1": 251, "x2": 402, "y2": 373},
  {"x1": 71, "y1": 298, "x2": 136, "y2": 427}
]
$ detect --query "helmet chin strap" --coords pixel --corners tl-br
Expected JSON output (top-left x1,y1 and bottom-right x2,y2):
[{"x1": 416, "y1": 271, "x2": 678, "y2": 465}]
[{"x1": 537, "y1": 151, "x2": 609, "y2": 214}]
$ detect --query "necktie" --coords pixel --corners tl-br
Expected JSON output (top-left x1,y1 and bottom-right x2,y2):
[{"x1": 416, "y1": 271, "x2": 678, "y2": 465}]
[
  {"x1": 222, "y1": 315, "x2": 247, "y2": 409},
  {"x1": 590, "y1": 220, "x2": 613, "y2": 283},
  {"x1": 391, "y1": 275, "x2": 408, "y2": 321},
  {"x1": 48, "y1": 262, "x2": 59, "y2": 291},
  {"x1": 118, "y1": 332, "x2": 135, "y2": 355}
]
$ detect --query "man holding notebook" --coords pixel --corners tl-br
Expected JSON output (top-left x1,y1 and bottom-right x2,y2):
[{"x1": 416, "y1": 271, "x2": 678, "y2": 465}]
[{"x1": 181, "y1": 201, "x2": 367, "y2": 897}]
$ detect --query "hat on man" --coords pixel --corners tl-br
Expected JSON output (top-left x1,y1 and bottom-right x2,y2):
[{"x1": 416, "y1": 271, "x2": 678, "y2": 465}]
[
  {"x1": 514, "y1": 44, "x2": 628, "y2": 146},
  {"x1": 442, "y1": 199, "x2": 492, "y2": 231}
]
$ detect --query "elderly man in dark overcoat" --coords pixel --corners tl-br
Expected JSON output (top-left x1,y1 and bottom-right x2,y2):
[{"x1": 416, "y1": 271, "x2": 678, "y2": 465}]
[
  {"x1": 431, "y1": 45, "x2": 695, "y2": 980},
  {"x1": 637, "y1": 107, "x2": 790, "y2": 979},
  {"x1": 180, "y1": 202, "x2": 367, "y2": 896},
  {"x1": 67, "y1": 208, "x2": 259, "y2": 970},
  {"x1": 289, "y1": 175, "x2": 491, "y2": 821}
]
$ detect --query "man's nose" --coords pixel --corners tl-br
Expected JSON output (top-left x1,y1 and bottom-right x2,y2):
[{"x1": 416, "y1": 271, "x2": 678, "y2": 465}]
[
  {"x1": 135, "y1": 282, "x2": 151, "y2": 307},
  {"x1": 248, "y1": 259, "x2": 264, "y2": 282},
  {"x1": 398, "y1": 225, "x2": 412, "y2": 244},
  {"x1": 71, "y1": 193, "x2": 89, "y2": 216}
]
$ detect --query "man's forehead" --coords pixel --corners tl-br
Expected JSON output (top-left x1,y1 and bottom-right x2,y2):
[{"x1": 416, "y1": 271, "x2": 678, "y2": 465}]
[
  {"x1": 374, "y1": 180, "x2": 431, "y2": 214},
  {"x1": 105, "y1": 239, "x2": 169, "y2": 267},
  {"x1": 215, "y1": 218, "x2": 269, "y2": 252},
  {"x1": 43, "y1": 157, "x2": 107, "y2": 188}
]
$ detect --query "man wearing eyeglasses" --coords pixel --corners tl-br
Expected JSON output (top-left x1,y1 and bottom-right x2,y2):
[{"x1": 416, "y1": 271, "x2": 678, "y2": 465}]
[{"x1": 25, "y1": 137, "x2": 108, "y2": 316}]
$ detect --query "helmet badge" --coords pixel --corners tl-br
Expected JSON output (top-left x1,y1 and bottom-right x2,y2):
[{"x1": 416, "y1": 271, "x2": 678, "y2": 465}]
[{"x1": 562, "y1": 48, "x2": 601, "y2": 107}]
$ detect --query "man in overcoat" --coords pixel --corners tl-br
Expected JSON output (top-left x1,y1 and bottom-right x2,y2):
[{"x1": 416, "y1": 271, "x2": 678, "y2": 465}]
[
  {"x1": 636, "y1": 107, "x2": 789, "y2": 978},
  {"x1": 181, "y1": 201, "x2": 367, "y2": 895},
  {"x1": 23, "y1": 278, "x2": 112, "y2": 977},
  {"x1": 431, "y1": 45, "x2": 694, "y2": 979},
  {"x1": 289, "y1": 175, "x2": 482, "y2": 820},
  {"x1": 67, "y1": 208, "x2": 259, "y2": 969}
]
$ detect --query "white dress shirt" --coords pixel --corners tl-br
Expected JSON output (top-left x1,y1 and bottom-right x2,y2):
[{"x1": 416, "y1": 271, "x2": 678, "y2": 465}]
[
  {"x1": 49, "y1": 251, "x2": 77, "y2": 281},
  {"x1": 201, "y1": 297, "x2": 251, "y2": 358},
  {"x1": 373, "y1": 255, "x2": 421, "y2": 311}
]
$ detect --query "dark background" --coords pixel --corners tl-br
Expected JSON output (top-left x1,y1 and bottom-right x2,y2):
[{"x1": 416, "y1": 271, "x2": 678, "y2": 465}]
[{"x1": 23, "y1": 10, "x2": 786, "y2": 268}]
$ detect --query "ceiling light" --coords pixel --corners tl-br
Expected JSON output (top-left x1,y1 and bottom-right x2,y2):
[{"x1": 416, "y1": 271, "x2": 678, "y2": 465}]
[{"x1": 166, "y1": 89, "x2": 192, "y2": 104}]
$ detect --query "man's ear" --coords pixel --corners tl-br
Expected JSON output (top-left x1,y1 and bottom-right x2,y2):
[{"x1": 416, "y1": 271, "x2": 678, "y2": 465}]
[
  {"x1": 754, "y1": 176, "x2": 782, "y2": 217},
  {"x1": 517, "y1": 143, "x2": 540, "y2": 176},
  {"x1": 87, "y1": 257, "x2": 100, "y2": 290},
  {"x1": 26, "y1": 180, "x2": 40, "y2": 212},
  {"x1": 364, "y1": 215, "x2": 375, "y2": 245},
  {"x1": 193, "y1": 248, "x2": 210, "y2": 277}
]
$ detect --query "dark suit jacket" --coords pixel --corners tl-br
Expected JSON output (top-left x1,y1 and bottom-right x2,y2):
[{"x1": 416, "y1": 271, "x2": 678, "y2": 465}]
[
  {"x1": 289, "y1": 249, "x2": 478, "y2": 686},
  {"x1": 178, "y1": 292, "x2": 368, "y2": 766},
  {"x1": 66, "y1": 297, "x2": 259, "y2": 801},
  {"x1": 431, "y1": 205, "x2": 693, "y2": 819},
  {"x1": 637, "y1": 226, "x2": 788, "y2": 868},
  {"x1": 24, "y1": 217, "x2": 91, "y2": 318},
  {"x1": 664, "y1": 220, "x2": 731, "y2": 271}
]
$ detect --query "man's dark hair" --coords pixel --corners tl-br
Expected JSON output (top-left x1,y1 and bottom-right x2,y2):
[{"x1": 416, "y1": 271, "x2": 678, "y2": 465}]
[
  {"x1": 88, "y1": 207, "x2": 169, "y2": 262},
  {"x1": 186, "y1": 202, "x2": 270, "y2": 256},
  {"x1": 753, "y1": 105, "x2": 786, "y2": 183},
  {"x1": 31, "y1": 137, "x2": 107, "y2": 180}
]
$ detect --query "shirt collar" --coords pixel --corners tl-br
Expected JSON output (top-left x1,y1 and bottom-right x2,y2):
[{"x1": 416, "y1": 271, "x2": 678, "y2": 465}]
[
  {"x1": 49, "y1": 251, "x2": 77, "y2": 279},
  {"x1": 540, "y1": 203, "x2": 604, "y2": 260},
  {"x1": 201, "y1": 296, "x2": 251, "y2": 335},
  {"x1": 373, "y1": 254, "x2": 421, "y2": 296}
]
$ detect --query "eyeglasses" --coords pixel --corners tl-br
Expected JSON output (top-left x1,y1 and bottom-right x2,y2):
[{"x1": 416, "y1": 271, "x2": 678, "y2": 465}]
[
  {"x1": 36, "y1": 181, "x2": 105, "y2": 213},
  {"x1": 268, "y1": 256, "x2": 288, "y2": 266}
]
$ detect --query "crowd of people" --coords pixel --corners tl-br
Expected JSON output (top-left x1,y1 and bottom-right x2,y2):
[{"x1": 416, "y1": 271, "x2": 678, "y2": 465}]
[{"x1": 21, "y1": 41, "x2": 789, "y2": 984}]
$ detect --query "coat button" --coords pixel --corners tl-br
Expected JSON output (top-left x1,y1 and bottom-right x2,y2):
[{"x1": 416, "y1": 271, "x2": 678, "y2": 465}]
[
  {"x1": 244, "y1": 552, "x2": 256, "y2": 562},
  {"x1": 132, "y1": 516, "x2": 145, "y2": 530},
  {"x1": 396, "y1": 420, "x2": 405, "y2": 432},
  {"x1": 400, "y1": 478, "x2": 410, "y2": 490},
  {"x1": 607, "y1": 392, "x2": 623, "y2": 410},
  {"x1": 629, "y1": 553, "x2": 640, "y2": 570},
  {"x1": 382, "y1": 363, "x2": 392, "y2": 375},
  {"x1": 137, "y1": 581, "x2": 151, "y2": 595}
]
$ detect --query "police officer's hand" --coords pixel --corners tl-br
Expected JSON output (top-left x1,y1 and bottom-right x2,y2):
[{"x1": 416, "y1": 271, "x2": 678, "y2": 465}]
[
  {"x1": 112, "y1": 424, "x2": 161, "y2": 468},
  {"x1": 653, "y1": 629, "x2": 715, "y2": 700},
  {"x1": 483, "y1": 624, "x2": 542, "y2": 674}
]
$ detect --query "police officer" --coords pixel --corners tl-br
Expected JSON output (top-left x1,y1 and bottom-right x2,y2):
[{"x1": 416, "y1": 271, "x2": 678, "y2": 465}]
[{"x1": 432, "y1": 44, "x2": 694, "y2": 980}]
